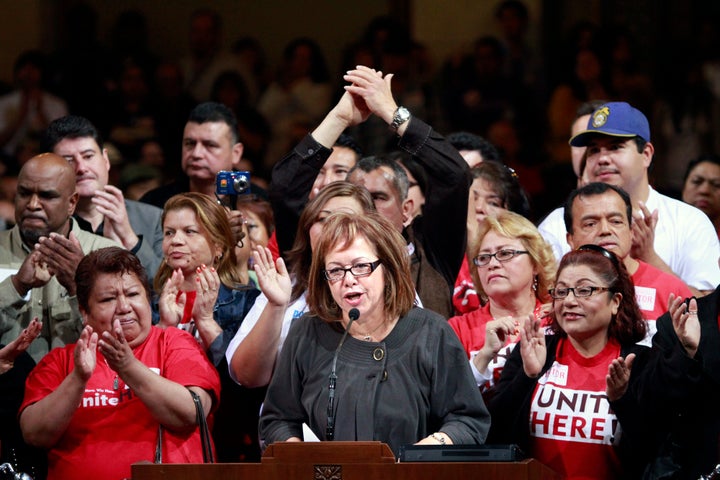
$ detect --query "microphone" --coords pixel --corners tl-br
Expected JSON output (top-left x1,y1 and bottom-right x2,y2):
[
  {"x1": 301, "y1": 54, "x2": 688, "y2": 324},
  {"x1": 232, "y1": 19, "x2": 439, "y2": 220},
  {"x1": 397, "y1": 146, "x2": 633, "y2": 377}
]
[{"x1": 326, "y1": 308, "x2": 360, "y2": 440}]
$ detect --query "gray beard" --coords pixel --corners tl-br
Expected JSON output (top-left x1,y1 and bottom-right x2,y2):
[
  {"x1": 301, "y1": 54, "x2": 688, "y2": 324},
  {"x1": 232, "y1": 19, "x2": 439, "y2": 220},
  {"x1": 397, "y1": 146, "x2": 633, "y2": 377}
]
[{"x1": 19, "y1": 228, "x2": 44, "y2": 247}]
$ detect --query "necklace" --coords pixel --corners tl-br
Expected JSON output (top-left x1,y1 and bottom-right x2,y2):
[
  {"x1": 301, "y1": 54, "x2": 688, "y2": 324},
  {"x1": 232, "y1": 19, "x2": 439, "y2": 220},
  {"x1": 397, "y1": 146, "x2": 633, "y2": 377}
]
[
  {"x1": 104, "y1": 358, "x2": 120, "y2": 391},
  {"x1": 353, "y1": 319, "x2": 391, "y2": 342}
]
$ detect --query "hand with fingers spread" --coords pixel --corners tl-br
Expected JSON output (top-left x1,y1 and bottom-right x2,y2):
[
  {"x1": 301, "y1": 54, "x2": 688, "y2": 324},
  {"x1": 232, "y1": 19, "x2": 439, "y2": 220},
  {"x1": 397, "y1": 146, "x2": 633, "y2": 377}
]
[
  {"x1": 668, "y1": 293, "x2": 700, "y2": 357},
  {"x1": 35, "y1": 232, "x2": 85, "y2": 296},
  {"x1": 519, "y1": 314, "x2": 546, "y2": 378},
  {"x1": 92, "y1": 185, "x2": 139, "y2": 249},
  {"x1": 606, "y1": 353, "x2": 636, "y2": 401},
  {"x1": 343, "y1": 66, "x2": 398, "y2": 124},
  {"x1": 253, "y1": 246, "x2": 291, "y2": 307},
  {"x1": 158, "y1": 268, "x2": 185, "y2": 328},
  {"x1": 0, "y1": 318, "x2": 42, "y2": 374}
]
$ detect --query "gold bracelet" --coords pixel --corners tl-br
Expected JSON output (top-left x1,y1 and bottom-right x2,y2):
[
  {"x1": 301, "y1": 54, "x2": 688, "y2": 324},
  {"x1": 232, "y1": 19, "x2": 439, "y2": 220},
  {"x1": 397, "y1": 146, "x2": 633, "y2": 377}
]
[{"x1": 431, "y1": 432, "x2": 446, "y2": 445}]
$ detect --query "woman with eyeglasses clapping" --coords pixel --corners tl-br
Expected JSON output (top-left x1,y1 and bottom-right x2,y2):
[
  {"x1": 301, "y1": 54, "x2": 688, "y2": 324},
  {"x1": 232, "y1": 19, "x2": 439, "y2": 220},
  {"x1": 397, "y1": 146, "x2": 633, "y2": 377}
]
[
  {"x1": 486, "y1": 245, "x2": 654, "y2": 479},
  {"x1": 448, "y1": 210, "x2": 556, "y2": 392}
]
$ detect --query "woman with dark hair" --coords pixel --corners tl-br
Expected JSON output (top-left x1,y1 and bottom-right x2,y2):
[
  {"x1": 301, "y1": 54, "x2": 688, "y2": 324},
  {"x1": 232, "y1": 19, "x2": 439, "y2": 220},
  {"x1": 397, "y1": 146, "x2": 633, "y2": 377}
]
[
  {"x1": 19, "y1": 247, "x2": 220, "y2": 479},
  {"x1": 681, "y1": 154, "x2": 720, "y2": 238},
  {"x1": 226, "y1": 181, "x2": 375, "y2": 388},
  {"x1": 154, "y1": 192, "x2": 260, "y2": 462},
  {"x1": 453, "y1": 161, "x2": 531, "y2": 314},
  {"x1": 259, "y1": 212, "x2": 489, "y2": 455},
  {"x1": 487, "y1": 245, "x2": 652, "y2": 479}
]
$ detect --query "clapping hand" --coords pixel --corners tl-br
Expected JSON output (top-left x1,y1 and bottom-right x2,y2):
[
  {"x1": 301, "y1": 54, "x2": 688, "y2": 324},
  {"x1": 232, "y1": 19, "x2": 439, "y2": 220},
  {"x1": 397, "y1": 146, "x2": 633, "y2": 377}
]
[
  {"x1": 519, "y1": 314, "x2": 546, "y2": 378},
  {"x1": 668, "y1": 293, "x2": 700, "y2": 358},
  {"x1": 73, "y1": 325, "x2": 98, "y2": 382},
  {"x1": 0, "y1": 318, "x2": 42, "y2": 374},
  {"x1": 606, "y1": 353, "x2": 636, "y2": 401},
  {"x1": 35, "y1": 232, "x2": 84, "y2": 296},
  {"x1": 158, "y1": 269, "x2": 185, "y2": 328}
]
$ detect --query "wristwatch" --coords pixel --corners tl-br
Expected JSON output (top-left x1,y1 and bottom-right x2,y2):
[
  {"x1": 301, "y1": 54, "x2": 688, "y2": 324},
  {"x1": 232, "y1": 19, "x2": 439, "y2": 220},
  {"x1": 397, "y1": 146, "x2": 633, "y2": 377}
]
[{"x1": 390, "y1": 106, "x2": 411, "y2": 132}]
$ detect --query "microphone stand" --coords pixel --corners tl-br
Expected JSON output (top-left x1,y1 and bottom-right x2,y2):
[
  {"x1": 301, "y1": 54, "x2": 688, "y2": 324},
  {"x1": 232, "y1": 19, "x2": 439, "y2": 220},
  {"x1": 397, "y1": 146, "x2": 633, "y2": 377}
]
[{"x1": 326, "y1": 308, "x2": 359, "y2": 441}]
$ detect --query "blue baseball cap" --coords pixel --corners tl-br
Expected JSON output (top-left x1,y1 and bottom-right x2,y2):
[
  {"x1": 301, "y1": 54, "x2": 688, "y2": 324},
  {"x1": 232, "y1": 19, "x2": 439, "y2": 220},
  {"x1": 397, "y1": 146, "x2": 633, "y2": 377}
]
[{"x1": 569, "y1": 102, "x2": 650, "y2": 147}]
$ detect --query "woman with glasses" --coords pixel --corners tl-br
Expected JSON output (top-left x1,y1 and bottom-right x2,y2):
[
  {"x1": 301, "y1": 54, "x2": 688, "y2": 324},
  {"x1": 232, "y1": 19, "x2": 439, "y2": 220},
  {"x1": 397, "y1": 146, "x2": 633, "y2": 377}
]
[
  {"x1": 226, "y1": 182, "x2": 376, "y2": 389},
  {"x1": 449, "y1": 210, "x2": 555, "y2": 391},
  {"x1": 259, "y1": 212, "x2": 489, "y2": 456},
  {"x1": 486, "y1": 245, "x2": 653, "y2": 479},
  {"x1": 453, "y1": 161, "x2": 531, "y2": 314}
]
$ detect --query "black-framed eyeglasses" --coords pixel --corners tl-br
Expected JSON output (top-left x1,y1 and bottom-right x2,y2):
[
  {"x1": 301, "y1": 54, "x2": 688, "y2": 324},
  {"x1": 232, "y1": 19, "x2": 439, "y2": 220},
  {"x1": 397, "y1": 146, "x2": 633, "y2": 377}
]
[
  {"x1": 549, "y1": 286, "x2": 611, "y2": 299},
  {"x1": 473, "y1": 249, "x2": 529, "y2": 267},
  {"x1": 323, "y1": 260, "x2": 382, "y2": 282}
]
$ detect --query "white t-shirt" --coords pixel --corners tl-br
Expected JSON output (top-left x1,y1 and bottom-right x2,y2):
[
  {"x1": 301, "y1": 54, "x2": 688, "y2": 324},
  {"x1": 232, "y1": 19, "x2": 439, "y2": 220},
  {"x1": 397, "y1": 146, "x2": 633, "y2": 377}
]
[
  {"x1": 538, "y1": 186, "x2": 720, "y2": 291},
  {"x1": 225, "y1": 291, "x2": 308, "y2": 385}
]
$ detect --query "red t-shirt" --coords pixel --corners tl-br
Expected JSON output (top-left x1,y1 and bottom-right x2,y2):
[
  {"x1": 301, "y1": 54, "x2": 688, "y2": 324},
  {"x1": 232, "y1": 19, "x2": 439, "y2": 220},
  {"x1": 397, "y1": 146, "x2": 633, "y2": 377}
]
[
  {"x1": 452, "y1": 256, "x2": 481, "y2": 315},
  {"x1": 449, "y1": 299, "x2": 547, "y2": 389},
  {"x1": 632, "y1": 260, "x2": 692, "y2": 340},
  {"x1": 21, "y1": 327, "x2": 221, "y2": 480},
  {"x1": 529, "y1": 337, "x2": 623, "y2": 479}
]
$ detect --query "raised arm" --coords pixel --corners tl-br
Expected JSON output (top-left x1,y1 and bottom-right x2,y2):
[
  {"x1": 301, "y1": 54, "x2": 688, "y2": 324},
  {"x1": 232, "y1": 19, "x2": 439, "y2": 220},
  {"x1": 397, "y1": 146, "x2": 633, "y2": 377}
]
[
  {"x1": 270, "y1": 91, "x2": 371, "y2": 256},
  {"x1": 228, "y1": 247, "x2": 292, "y2": 387}
]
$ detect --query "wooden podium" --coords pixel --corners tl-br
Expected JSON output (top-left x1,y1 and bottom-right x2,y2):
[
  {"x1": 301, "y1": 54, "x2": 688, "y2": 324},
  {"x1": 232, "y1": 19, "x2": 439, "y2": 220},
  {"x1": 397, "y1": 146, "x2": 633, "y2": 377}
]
[{"x1": 131, "y1": 442, "x2": 560, "y2": 480}]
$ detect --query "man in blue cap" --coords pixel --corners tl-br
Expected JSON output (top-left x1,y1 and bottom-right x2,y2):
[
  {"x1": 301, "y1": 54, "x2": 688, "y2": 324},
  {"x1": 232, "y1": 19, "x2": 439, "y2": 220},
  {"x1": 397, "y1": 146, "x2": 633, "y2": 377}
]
[{"x1": 538, "y1": 101, "x2": 720, "y2": 296}]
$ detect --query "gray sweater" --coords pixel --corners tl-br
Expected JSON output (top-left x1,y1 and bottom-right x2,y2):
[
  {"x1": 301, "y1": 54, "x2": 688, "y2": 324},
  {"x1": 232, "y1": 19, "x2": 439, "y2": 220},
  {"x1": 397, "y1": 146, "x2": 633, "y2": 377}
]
[{"x1": 259, "y1": 306, "x2": 490, "y2": 456}]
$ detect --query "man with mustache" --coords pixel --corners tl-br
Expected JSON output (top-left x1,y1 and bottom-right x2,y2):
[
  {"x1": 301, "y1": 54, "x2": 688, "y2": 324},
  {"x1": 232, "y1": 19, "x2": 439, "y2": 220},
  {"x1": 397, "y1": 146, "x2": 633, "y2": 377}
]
[
  {"x1": 538, "y1": 101, "x2": 720, "y2": 296},
  {"x1": 0, "y1": 153, "x2": 118, "y2": 362}
]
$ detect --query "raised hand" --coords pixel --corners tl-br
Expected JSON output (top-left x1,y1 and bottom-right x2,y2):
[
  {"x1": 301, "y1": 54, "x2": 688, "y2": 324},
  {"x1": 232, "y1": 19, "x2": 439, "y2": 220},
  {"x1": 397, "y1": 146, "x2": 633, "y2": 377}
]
[
  {"x1": 668, "y1": 293, "x2": 700, "y2": 358},
  {"x1": 0, "y1": 318, "x2": 42, "y2": 374},
  {"x1": 35, "y1": 232, "x2": 84, "y2": 296},
  {"x1": 92, "y1": 185, "x2": 139, "y2": 249},
  {"x1": 519, "y1": 314, "x2": 546, "y2": 378},
  {"x1": 253, "y1": 246, "x2": 291, "y2": 307},
  {"x1": 606, "y1": 353, "x2": 636, "y2": 401},
  {"x1": 343, "y1": 66, "x2": 397, "y2": 124},
  {"x1": 158, "y1": 269, "x2": 185, "y2": 328}
]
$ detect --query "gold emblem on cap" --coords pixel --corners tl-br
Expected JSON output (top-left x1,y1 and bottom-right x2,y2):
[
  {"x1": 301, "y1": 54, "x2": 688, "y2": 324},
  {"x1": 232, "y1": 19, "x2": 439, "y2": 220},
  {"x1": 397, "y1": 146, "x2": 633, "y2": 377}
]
[{"x1": 592, "y1": 107, "x2": 610, "y2": 128}]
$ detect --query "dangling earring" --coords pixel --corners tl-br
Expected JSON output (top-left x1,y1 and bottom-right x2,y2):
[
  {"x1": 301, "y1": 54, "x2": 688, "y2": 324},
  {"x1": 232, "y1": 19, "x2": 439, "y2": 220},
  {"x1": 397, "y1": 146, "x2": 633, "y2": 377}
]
[{"x1": 532, "y1": 275, "x2": 538, "y2": 292}]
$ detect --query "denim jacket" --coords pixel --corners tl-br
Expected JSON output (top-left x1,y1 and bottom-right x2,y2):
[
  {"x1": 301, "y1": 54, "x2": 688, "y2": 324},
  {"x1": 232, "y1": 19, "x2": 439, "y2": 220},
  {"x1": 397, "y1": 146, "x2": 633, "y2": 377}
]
[{"x1": 152, "y1": 282, "x2": 260, "y2": 367}]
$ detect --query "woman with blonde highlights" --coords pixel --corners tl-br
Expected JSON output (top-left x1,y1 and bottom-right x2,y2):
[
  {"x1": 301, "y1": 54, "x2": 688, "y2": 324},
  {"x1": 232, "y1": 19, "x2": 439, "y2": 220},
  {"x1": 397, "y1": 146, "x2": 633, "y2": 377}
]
[
  {"x1": 260, "y1": 212, "x2": 489, "y2": 456},
  {"x1": 449, "y1": 210, "x2": 556, "y2": 391}
]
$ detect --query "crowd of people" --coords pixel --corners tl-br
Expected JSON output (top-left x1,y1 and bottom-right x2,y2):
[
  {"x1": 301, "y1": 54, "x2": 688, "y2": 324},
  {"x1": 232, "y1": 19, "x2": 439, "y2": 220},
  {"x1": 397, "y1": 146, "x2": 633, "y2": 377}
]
[{"x1": 1, "y1": 2, "x2": 720, "y2": 480}]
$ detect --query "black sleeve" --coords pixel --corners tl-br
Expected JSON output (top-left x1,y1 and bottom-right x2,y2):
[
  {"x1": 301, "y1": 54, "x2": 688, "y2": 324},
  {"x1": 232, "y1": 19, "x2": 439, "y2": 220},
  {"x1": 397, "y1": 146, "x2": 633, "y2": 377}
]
[{"x1": 269, "y1": 135, "x2": 332, "y2": 257}]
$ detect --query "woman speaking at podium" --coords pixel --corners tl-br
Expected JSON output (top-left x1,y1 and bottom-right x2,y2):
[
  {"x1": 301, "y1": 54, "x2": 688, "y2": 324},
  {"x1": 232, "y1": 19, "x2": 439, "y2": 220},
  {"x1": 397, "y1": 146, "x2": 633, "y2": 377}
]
[{"x1": 259, "y1": 212, "x2": 489, "y2": 456}]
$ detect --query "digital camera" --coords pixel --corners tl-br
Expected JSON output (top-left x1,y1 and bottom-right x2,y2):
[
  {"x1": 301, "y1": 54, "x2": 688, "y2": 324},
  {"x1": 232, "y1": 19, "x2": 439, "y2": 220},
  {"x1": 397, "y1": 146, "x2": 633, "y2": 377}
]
[{"x1": 215, "y1": 170, "x2": 251, "y2": 196}]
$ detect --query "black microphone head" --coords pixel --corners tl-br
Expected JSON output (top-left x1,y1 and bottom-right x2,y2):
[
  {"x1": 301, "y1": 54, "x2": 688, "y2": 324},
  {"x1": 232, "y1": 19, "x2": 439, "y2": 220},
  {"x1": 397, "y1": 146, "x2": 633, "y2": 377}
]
[{"x1": 348, "y1": 308, "x2": 360, "y2": 321}]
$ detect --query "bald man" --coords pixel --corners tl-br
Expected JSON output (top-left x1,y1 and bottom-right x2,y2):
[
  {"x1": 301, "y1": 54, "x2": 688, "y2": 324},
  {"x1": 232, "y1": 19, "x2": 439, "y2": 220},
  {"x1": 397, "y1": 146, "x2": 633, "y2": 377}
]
[{"x1": 0, "y1": 153, "x2": 119, "y2": 361}]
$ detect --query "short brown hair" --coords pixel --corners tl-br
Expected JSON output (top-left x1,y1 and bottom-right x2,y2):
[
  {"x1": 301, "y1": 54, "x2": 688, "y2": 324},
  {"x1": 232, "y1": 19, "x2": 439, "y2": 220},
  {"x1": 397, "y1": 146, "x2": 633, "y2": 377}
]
[
  {"x1": 76, "y1": 247, "x2": 150, "y2": 311},
  {"x1": 154, "y1": 192, "x2": 243, "y2": 291},
  {"x1": 306, "y1": 212, "x2": 415, "y2": 322}
]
